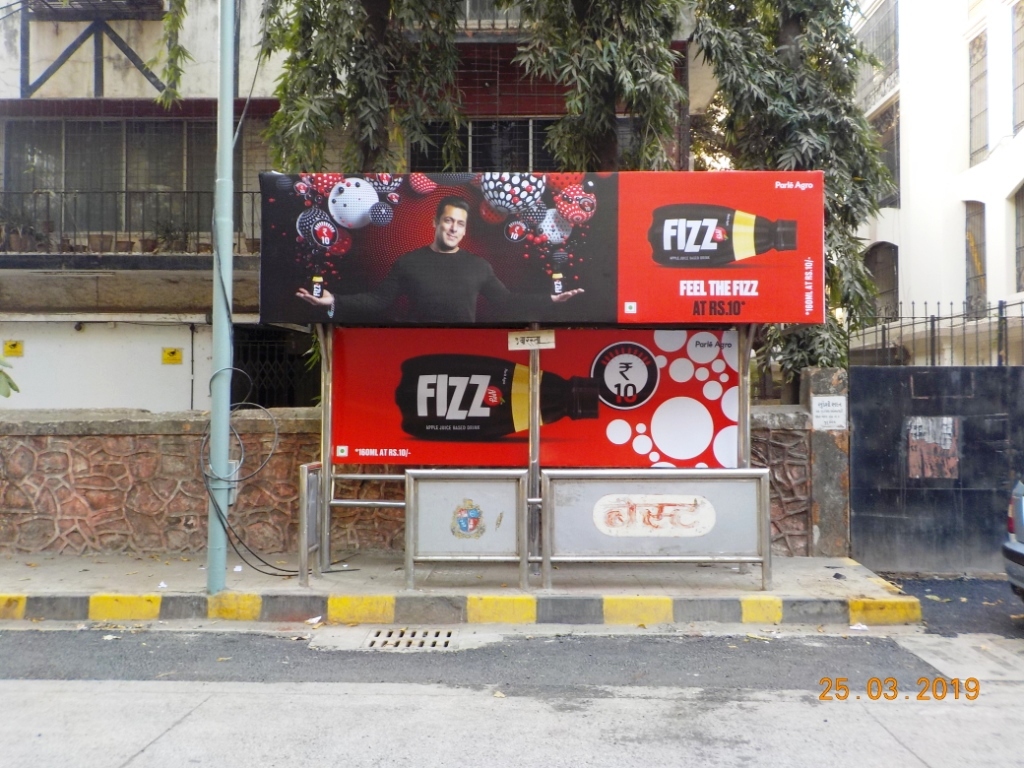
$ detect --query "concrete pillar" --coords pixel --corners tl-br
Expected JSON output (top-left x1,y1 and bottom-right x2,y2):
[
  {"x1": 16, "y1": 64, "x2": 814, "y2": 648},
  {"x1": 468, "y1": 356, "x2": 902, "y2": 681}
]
[{"x1": 800, "y1": 367, "x2": 850, "y2": 557}]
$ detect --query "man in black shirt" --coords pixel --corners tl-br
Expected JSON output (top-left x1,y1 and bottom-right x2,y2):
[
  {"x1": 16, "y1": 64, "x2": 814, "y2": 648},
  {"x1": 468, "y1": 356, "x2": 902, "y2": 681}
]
[{"x1": 295, "y1": 196, "x2": 583, "y2": 322}]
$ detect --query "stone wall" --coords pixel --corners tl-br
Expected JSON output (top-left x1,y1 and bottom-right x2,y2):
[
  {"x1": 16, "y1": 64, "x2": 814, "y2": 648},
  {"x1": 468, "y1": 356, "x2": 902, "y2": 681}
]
[
  {"x1": 0, "y1": 409, "x2": 319, "y2": 555},
  {"x1": 0, "y1": 394, "x2": 844, "y2": 557}
]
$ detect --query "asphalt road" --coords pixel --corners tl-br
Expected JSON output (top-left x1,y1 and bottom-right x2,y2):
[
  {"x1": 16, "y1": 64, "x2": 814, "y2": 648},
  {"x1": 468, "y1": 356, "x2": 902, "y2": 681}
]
[
  {"x1": 885, "y1": 575, "x2": 1024, "y2": 638},
  {"x1": 0, "y1": 628, "x2": 938, "y2": 691},
  {"x1": 1, "y1": 623, "x2": 1021, "y2": 768}
]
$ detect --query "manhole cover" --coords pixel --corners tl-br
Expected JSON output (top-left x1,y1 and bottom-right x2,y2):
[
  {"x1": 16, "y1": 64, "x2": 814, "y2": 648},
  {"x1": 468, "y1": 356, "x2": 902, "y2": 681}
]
[{"x1": 363, "y1": 628, "x2": 458, "y2": 651}]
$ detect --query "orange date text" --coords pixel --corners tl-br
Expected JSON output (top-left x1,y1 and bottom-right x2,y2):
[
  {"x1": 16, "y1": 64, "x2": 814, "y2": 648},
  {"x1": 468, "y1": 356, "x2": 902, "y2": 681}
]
[{"x1": 818, "y1": 677, "x2": 980, "y2": 701}]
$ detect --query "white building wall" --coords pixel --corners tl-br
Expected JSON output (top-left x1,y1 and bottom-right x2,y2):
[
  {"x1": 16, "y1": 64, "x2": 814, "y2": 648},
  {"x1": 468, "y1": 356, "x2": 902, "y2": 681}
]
[
  {"x1": 0, "y1": 0, "x2": 283, "y2": 100},
  {"x1": 0, "y1": 322, "x2": 213, "y2": 411},
  {"x1": 862, "y1": 0, "x2": 1024, "y2": 309}
]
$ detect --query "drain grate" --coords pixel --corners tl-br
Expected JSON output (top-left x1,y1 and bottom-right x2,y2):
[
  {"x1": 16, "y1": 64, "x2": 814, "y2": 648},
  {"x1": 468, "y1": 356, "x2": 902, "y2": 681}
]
[{"x1": 363, "y1": 628, "x2": 457, "y2": 651}]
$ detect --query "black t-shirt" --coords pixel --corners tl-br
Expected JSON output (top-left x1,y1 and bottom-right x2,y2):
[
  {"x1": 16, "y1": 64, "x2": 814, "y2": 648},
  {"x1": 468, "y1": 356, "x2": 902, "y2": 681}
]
[{"x1": 334, "y1": 246, "x2": 536, "y2": 322}]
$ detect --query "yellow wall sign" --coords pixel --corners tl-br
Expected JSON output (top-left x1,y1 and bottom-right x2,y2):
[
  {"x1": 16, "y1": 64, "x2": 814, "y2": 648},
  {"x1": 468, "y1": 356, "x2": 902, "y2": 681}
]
[
  {"x1": 162, "y1": 348, "x2": 183, "y2": 365},
  {"x1": 3, "y1": 341, "x2": 23, "y2": 357}
]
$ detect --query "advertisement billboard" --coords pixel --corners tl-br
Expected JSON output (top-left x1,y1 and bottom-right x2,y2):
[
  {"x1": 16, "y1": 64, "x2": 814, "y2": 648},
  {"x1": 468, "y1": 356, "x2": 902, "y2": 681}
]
[
  {"x1": 259, "y1": 171, "x2": 824, "y2": 326},
  {"x1": 332, "y1": 327, "x2": 741, "y2": 469}
]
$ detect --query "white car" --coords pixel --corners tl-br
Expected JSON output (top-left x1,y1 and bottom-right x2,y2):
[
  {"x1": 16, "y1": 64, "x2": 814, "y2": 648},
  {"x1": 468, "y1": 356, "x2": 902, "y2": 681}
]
[{"x1": 1004, "y1": 480, "x2": 1024, "y2": 603}]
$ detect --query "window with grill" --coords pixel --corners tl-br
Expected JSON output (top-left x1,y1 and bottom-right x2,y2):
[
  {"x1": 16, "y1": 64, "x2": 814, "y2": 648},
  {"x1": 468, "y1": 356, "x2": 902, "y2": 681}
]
[
  {"x1": 856, "y1": 0, "x2": 899, "y2": 110},
  {"x1": 969, "y1": 32, "x2": 988, "y2": 166},
  {"x1": 411, "y1": 118, "x2": 635, "y2": 172},
  {"x1": 2, "y1": 119, "x2": 240, "y2": 234},
  {"x1": 1015, "y1": 3, "x2": 1024, "y2": 134},
  {"x1": 1016, "y1": 186, "x2": 1024, "y2": 292},
  {"x1": 965, "y1": 201, "x2": 987, "y2": 317},
  {"x1": 864, "y1": 241, "x2": 899, "y2": 323},
  {"x1": 871, "y1": 102, "x2": 900, "y2": 208}
]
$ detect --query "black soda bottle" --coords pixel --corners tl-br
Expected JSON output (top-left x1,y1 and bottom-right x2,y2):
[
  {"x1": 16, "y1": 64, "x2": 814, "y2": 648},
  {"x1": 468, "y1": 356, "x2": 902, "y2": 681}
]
[
  {"x1": 647, "y1": 204, "x2": 797, "y2": 267},
  {"x1": 395, "y1": 354, "x2": 599, "y2": 440}
]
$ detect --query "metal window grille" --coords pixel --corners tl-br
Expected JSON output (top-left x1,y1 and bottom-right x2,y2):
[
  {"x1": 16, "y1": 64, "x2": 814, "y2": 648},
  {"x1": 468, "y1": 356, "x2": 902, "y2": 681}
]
[
  {"x1": 231, "y1": 326, "x2": 320, "y2": 409},
  {"x1": 411, "y1": 117, "x2": 637, "y2": 172},
  {"x1": 1015, "y1": 3, "x2": 1024, "y2": 134},
  {"x1": 1016, "y1": 186, "x2": 1024, "y2": 292},
  {"x1": 870, "y1": 102, "x2": 900, "y2": 208},
  {"x1": 856, "y1": 0, "x2": 899, "y2": 110},
  {"x1": 970, "y1": 32, "x2": 988, "y2": 166},
  {"x1": 864, "y1": 242, "x2": 899, "y2": 324},
  {"x1": 965, "y1": 201, "x2": 987, "y2": 320}
]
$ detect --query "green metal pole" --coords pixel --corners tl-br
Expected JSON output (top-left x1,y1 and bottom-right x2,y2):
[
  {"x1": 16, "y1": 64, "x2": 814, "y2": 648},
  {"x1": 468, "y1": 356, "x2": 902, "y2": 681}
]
[{"x1": 207, "y1": 0, "x2": 235, "y2": 594}]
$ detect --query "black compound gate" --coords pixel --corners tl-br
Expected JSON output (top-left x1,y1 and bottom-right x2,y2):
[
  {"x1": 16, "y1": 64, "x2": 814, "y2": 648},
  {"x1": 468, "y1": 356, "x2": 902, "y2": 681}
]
[{"x1": 850, "y1": 367, "x2": 1024, "y2": 574}]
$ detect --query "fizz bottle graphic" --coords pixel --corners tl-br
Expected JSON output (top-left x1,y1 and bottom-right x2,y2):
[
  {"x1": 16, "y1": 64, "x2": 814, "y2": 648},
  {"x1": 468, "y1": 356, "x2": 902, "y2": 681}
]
[
  {"x1": 648, "y1": 204, "x2": 797, "y2": 267},
  {"x1": 395, "y1": 354, "x2": 599, "y2": 440}
]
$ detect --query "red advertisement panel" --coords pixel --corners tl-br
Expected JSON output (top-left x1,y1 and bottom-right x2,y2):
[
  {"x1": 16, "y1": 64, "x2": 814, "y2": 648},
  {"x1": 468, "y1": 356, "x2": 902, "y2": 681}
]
[
  {"x1": 617, "y1": 171, "x2": 825, "y2": 324},
  {"x1": 332, "y1": 328, "x2": 740, "y2": 469},
  {"x1": 260, "y1": 171, "x2": 824, "y2": 327}
]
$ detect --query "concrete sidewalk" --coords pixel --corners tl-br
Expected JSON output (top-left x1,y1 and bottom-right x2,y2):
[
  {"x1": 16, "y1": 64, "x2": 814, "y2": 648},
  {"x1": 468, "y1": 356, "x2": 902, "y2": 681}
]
[{"x1": 0, "y1": 551, "x2": 922, "y2": 626}]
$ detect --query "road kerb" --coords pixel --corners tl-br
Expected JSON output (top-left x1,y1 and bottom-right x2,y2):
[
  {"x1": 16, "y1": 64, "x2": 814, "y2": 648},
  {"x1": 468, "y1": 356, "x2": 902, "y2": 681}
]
[
  {"x1": 89, "y1": 594, "x2": 161, "y2": 621},
  {"x1": 849, "y1": 596, "x2": 922, "y2": 625}
]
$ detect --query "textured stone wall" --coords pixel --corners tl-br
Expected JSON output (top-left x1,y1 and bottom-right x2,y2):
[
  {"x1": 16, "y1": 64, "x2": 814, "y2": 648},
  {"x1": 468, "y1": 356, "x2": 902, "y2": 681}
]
[
  {"x1": 0, "y1": 405, "x2": 830, "y2": 558},
  {"x1": 0, "y1": 410, "x2": 319, "y2": 555}
]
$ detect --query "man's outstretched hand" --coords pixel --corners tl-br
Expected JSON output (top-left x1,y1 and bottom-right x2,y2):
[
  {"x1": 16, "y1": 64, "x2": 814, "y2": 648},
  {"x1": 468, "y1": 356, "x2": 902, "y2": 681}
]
[
  {"x1": 550, "y1": 288, "x2": 585, "y2": 303},
  {"x1": 296, "y1": 287, "x2": 334, "y2": 307}
]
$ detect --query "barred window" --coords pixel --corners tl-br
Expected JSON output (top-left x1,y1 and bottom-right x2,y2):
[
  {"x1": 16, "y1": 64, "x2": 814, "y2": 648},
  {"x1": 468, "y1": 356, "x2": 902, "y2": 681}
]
[
  {"x1": 965, "y1": 201, "x2": 987, "y2": 317},
  {"x1": 856, "y1": 0, "x2": 899, "y2": 110},
  {"x1": 1016, "y1": 186, "x2": 1024, "y2": 292},
  {"x1": 871, "y1": 102, "x2": 900, "y2": 208},
  {"x1": 1015, "y1": 3, "x2": 1024, "y2": 134},
  {"x1": 969, "y1": 33, "x2": 988, "y2": 166}
]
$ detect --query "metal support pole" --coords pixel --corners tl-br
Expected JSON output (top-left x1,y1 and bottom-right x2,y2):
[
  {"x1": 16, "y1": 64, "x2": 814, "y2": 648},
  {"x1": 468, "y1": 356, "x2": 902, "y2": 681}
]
[
  {"x1": 737, "y1": 324, "x2": 755, "y2": 469},
  {"x1": 318, "y1": 325, "x2": 332, "y2": 575},
  {"x1": 528, "y1": 325, "x2": 541, "y2": 577},
  {"x1": 206, "y1": 0, "x2": 236, "y2": 594}
]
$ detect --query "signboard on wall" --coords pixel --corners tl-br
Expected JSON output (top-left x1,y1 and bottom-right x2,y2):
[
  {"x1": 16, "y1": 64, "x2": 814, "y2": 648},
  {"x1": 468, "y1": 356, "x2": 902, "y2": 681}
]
[
  {"x1": 332, "y1": 327, "x2": 741, "y2": 469},
  {"x1": 260, "y1": 171, "x2": 825, "y2": 326}
]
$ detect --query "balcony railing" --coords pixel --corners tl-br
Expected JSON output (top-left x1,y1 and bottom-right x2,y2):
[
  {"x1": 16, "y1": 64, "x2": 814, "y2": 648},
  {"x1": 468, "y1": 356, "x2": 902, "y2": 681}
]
[{"x1": 0, "y1": 191, "x2": 263, "y2": 255}]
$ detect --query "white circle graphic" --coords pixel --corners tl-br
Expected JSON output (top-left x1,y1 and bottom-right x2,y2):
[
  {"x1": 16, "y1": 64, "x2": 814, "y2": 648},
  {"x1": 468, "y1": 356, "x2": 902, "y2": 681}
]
[
  {"x1": 656, "y1": 355, "x2": 667, "y2": 368},
  {"x1": 722, "y1": 332, "x2": 740, "y2": 371},
  {"x1": 637, "y1": 423, "x2": 647, "y2": 434},
  {"x1": 650, "y1": 397, "x2": 714, "y2": 460},
  {"x1": 632, "y1": 435, "x2": 653, "y2": 455},
  {"x1": 649, "y1": 452, "x2": 660, "y2": 462},
  {"x1": 703, "y1": 381, "x2": 723, "y2": 400},
  {"x1": 687, "y1": 332, "x2": 721, "y2": 364},
  {"x1": 696, "y1": 367, "x2": 710, "y2": 381},
  {"x1": 714, "y1": 425, "x2": 738, "y2": 468},
  {"x1": 669, "y1": 358, "x2": 694, "y2": 383},
  {"x1": 696, "y1": 462, "x2": 708, "y2": 469},
  {"x1": 653, "y1": 330, "x2": 688, "y2": 352},
  {"x1": 606, "y1": 419, "x2": 632, "y2": 445},
  {"x1": 720, "y1": 373, "x2": 730, "y2": 383},
  {"x1": 712, "y1": 359, "x2": 726, "y2": 373},
  {"x1": 721, "y1": 386, "x2": 739, "y2": 421},
  {"x1": 653, "y1": 461, "x2": 676, "y2": 468}
]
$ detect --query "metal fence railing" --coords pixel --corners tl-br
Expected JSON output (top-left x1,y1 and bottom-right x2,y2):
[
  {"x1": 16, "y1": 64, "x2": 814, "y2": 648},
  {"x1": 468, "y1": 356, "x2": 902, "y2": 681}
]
[
  {"x1": 0, "y1": 190, "x2": 263, "y2": 255},
  {"x1": 850, "y1": 300, "x2": 1024, "y2": 367}
]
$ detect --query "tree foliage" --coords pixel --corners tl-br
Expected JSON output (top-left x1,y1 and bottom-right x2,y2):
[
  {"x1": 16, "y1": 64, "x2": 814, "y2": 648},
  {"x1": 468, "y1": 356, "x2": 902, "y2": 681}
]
[
  {"x1": 502, "y1": 0, "x2": 690, "y2": 171},
  {"x1": 692, "y1": 0, "x2": 893, "y2": 379}
]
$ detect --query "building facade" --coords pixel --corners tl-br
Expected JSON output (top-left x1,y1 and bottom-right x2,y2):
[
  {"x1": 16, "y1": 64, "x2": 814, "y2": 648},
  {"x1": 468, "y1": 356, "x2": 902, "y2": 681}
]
[
  {"x1": 854, "y1": 0, "x2": 1024, "y2": 364},
  {"x1": 0, "y1": 1, "x2": 709, "y2": 410}
]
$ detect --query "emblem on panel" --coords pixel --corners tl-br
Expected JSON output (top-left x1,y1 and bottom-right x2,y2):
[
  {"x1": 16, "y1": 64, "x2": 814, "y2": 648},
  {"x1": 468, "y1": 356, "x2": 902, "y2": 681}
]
[{"x1": 451, "y1": 498, "x2": 486, "y2": 539}]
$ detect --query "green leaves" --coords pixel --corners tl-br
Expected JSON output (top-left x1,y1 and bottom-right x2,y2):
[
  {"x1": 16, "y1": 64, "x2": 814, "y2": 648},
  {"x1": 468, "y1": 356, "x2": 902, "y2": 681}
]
[
  {"x1": 0, "y1": 356, "x2": 19, "y2": 398},
  {"x1": 512, "y1": 0, "x2": 690, "y2": 171},
  {"x1": 259, "y1": 0, "x2": 464, "y2": 173},
  {"x1": 693, "y1": 0, "x2": 894, "y2": 379}
]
